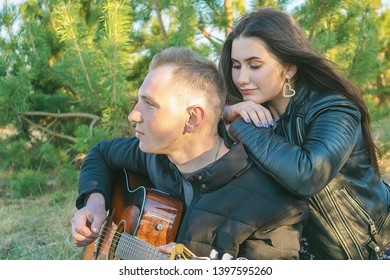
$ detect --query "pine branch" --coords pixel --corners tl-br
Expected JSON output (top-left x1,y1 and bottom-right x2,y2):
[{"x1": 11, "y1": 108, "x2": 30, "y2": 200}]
[
  {"x1": 224, "y1": 0, "x2": 234, "y2": 36},
  {"x1": 26, "y1": 20, "x2": 40, "y2": 61},
  {"x1": 308, "y1": 1, "x2": 328, "y2": 39},
  {"x1": 154, "y1": 0, "x2": 169, "y2": 44},
  {"x1": 43, "y1": 1, "x2": 57, "y2": 31},
  {"x1": 198, "y1": 26, "x2": 224, "y2": 49},
  {"x1": 350, "y1": 7, "x2": 369, "y2": 77},
  {"x1": 102, "y1": 0, "x2": 132, "y2": 103},
  {"x1": 55, "y1": 3, "x2": 97, "y2": 96}
]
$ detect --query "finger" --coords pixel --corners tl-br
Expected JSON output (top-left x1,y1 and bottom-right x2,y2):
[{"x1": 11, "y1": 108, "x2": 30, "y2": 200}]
[
  {"x1": 72, "y1": 224, "x2": 97, "y2": 244},
  {"x1": 72, "y1": 213, "x2": 101, "y2": 243},
  {"x1": 90, "y1": 212, "x2": 106, "y2": 234},
  {"x1": 157, "y1": 242, "x2": 176, "y2": 254},
  {"x1": 248, "y1": 109, "x2": 267, "y2": 128},
  {"x1": 223, "y1": 104, "x2": 241, "y2": 122},
  {"x1": 246, "y1": 110, "x2": 262, "y2": 127},
  {"x1": 254, "y1": 107, "x2": 274, "y2": 128},
  {"x1": 73, "y1": 231, "x2": 93, "y2": 243},
  {"x1": 263, "y1": 109, "x2": 275, "y2": 127},
  {"x1": 237, "y1": 110, "x2": 251, "y2": 124},
  {"x1": 73, "y1": 214, "x2": 94, "y2": 237},
  {"x1": 74, "y1": 235, "x2": 96, "y2": 247}
]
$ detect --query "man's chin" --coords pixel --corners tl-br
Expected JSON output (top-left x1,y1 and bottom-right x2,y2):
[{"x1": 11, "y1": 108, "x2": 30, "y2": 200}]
[
  {"x1": 138, "y1": 143, "x2": 147, "y2": 152},
  {"x1": 138, "y1": 143, "x2": 152, "y2": 153}
]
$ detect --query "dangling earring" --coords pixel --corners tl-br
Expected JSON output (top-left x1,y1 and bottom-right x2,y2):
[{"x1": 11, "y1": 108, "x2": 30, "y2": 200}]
[{"x1": 283, "y1": 77, "x2": 296, "y2": 97}]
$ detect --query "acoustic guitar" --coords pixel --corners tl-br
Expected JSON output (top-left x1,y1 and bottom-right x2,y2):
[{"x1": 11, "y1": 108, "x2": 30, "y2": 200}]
[{"x1": 82, "y1": 169, "x2": 195, "y2": 260}]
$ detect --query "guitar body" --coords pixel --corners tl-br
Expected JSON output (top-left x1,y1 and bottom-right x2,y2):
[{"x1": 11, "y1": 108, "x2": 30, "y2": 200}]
[{"x1": 82, "y1": 169, "x2": 183, "y2": 260}]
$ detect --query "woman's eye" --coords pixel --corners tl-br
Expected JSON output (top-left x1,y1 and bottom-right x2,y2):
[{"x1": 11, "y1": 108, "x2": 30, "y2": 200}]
[
  {"x1": 250, "y1": 64, "x2": 261, "y2": 69},
  {"x1": 232, "y1": 64, "x2": 241, "y2": 69}
]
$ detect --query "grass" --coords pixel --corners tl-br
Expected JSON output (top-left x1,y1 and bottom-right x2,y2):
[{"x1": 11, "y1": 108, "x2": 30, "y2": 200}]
[
  {"x1": 0, "y1": 187, "x2": 84, "y2": 259},
  {"x1": 0, "y1": 115, "x2": 389, "y2": 260}
]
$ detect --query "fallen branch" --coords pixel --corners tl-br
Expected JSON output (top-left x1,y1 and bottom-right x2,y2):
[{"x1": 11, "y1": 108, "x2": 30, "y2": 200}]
[
  {"x1": 20, "y1": 115, "x2": 76, "y2": 142},
  {"x1": 19, "y1": 111, "x2": 100, "y2": 133}
]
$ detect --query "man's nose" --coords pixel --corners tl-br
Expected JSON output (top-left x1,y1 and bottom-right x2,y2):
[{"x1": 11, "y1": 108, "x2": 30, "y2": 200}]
[{"x1": 128, "y1": 109, "x2": 142, "y2": 123}]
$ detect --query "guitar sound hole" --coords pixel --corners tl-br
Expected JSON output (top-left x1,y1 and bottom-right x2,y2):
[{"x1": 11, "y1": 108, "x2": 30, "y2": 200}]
[{"x1": 108, "y1": 222, "x2": 125, "y2": 260}]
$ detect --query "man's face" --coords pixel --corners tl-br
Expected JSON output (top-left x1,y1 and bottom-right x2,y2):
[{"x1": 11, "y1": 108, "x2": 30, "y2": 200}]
[{"x1": 128, "y1": 65, "x2": 189, "y2": 155}]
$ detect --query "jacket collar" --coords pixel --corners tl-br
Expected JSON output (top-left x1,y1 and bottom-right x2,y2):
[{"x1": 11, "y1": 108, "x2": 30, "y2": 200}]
[
  {"x1": 182, "y1": 142, "x2": 252, "y2": 192},
  {"x1": 284, "y1": 81, "x2": 310, "y2": 117}
]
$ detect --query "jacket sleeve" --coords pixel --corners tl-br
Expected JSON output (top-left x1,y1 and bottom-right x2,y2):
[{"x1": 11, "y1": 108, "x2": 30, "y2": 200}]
[
  {"x1": 229, "y1": 95, "x2": 361, "y2": 198},
  {"x1": 76, "y1": 137, "x2": 148, "y2": 210}
]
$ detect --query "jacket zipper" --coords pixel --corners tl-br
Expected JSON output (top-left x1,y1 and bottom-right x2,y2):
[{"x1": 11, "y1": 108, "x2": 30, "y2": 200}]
[
  {"x1": 310, "y1": 188, "x2": 364, "y2": 259},
  {"x1": 309, "y1": 194, "x2": 354, "y2": 258},
  {"x1": 327, "y1": 187, "x2": 365, "y2": 258},
  {"x1": 175, "y1": 181, "x2": 200, "y2": 243},
  {"x1": 376, "y1": 183, "x2": 390, "y2": 235},
  {"x1": 296, "y1": 117, "x2": 304, "y2": 144},
  {"x1": 341, "y1": 187, "x2": 379, "y2": 236},
  {"x1": 342, "y1": 185, "x2": 390, "y2": 245},
  {"x1": 377, "y1": 212, "x2": 390, "y2": 240}
]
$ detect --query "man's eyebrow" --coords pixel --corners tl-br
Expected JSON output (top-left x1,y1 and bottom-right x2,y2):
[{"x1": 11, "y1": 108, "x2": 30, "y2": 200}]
[{"x1": 139, "y1": 93, "x2": 153, "y2": 101}]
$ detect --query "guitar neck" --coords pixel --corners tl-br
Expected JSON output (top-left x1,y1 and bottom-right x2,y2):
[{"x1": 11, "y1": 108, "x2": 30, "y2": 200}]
[{"x1": 115, "y1": 233, "x2": 170, "y2": 260}]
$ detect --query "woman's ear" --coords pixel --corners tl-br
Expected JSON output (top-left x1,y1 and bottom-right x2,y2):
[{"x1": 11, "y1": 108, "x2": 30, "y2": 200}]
[
  {"x1": 184, "y1": 105, "x2": 205, "y2": 133},
  {"x1": 286, "y1": 64, "x2": 298, "y2": 79}
]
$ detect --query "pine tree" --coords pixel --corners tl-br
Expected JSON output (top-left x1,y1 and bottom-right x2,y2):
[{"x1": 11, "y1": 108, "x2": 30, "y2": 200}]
[{"x1": 0, "y1": 0, "x2": 389, "y2": 182}]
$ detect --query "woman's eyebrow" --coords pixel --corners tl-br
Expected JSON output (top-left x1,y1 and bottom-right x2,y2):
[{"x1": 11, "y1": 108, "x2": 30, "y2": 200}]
[{"x1": 231, "y1": 56, "x2": 262, "y2": 62}]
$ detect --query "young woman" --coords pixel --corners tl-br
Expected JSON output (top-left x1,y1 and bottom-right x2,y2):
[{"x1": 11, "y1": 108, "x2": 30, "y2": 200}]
[{"x1": 220, "y1": 7, "x2": 390, "y2": 260}]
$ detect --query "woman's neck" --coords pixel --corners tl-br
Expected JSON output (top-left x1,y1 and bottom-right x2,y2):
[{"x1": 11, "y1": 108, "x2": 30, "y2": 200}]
[{"x1": 266, "y1": 95, "x2": 291, "y2": 120}]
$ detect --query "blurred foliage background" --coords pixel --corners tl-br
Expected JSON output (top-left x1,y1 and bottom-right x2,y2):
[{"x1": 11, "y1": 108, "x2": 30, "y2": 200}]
[{"x1": 0, "y1": 0, "x2": 389, "y2": 259}]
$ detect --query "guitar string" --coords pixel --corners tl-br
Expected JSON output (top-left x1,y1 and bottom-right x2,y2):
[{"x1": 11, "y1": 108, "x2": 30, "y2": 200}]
[
  {"x1": 117, "y1": 233, "x2": 166, "y2": 259},
  {"x1": 99, "y1": 226, "x2": 163, "y2": 259},
  {"x1": 117, "y1": 234, "x2": 168, "y2": 260},
  {"x1": 96, "y1": 224, "x2": 169, "y2": 259},
  {"x1": 116, "y1": 231, "x2": 167, "y2": 260},
  {"x1": 96, "y1": 223, "x2": 117, "y2": 254}
]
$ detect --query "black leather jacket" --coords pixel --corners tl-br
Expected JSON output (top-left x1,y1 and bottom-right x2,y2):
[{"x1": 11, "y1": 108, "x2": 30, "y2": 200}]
[
  {"x1": 229, "y1": 83, "x2": 390, "y2": 260},
  {"x1": 76, "y1": 137, "x2": 309, "y2": 259}
]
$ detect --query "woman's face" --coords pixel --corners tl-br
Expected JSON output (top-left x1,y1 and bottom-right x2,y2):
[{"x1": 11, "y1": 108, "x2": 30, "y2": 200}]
[{"x1": 231, "y1": 36, "x2": 288, "y2": 104}]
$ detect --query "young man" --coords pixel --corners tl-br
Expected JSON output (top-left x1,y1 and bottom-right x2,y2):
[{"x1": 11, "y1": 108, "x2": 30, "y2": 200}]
[{"x1": 71, "y1": 47, "x2": 308, "y2": 259}]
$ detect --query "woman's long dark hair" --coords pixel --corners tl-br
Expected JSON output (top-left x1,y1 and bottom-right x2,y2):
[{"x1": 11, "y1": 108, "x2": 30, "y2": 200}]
[{"x1": 219, "y1": 7, "x2": 380, "y2": 174}]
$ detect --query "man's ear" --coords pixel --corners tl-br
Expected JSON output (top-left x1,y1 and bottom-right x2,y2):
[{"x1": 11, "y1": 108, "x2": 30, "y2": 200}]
[{"x1": 184, "y1": 105, "x2": 205, "y2": 133}]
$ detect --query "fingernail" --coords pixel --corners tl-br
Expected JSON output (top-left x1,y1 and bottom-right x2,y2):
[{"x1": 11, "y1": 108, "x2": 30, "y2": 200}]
[
  {"x1": 246, "y1": 118, "x2": 251, "y2": 123},
  {"x1": 270, "y1": 120, "x2": 275, "y2": 126},
  {"x1": 264, "y1": 122, "x2": 269, "y2": 128},
  {"x1": 257, "y1": 122, "x2": 263, "y2": 127}
]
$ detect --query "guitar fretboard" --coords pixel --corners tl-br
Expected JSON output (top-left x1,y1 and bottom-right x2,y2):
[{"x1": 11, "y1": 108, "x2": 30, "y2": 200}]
[{"x1": 115, "y1": 233, "x2": 170, "y2": 260}]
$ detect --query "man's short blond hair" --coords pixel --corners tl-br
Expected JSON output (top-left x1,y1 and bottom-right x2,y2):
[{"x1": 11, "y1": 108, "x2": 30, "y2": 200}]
[{"x1": 149, "y1": 47, "x2": 226, "y2": 124}]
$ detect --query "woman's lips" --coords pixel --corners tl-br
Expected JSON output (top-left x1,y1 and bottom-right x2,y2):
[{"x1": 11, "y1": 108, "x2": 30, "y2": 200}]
[{"x1": 240, "y1": 88, "x2": 256, "y2": 95}]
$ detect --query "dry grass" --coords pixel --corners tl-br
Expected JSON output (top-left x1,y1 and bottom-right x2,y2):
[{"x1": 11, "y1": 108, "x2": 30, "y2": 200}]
[{"x1": 0, "y1": 189, "x2": 84, "y2": 259}]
